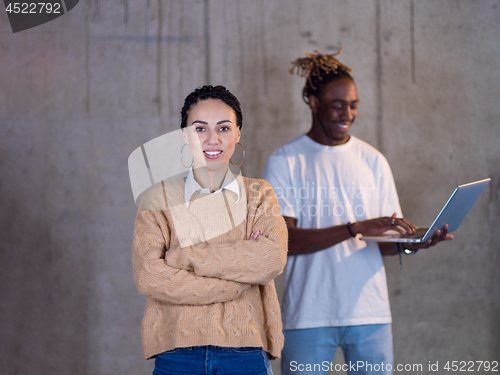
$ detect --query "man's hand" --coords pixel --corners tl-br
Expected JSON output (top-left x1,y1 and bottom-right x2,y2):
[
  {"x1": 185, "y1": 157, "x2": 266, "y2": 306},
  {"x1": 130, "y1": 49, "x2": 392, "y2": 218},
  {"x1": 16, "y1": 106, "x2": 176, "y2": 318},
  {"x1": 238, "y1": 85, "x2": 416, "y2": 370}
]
[
  {"x1": 350, "y1": 213, "x2": 416, "y2": 237},
  {"x1": 403, "y1": 224, "x2": 454, "y2": 250}
]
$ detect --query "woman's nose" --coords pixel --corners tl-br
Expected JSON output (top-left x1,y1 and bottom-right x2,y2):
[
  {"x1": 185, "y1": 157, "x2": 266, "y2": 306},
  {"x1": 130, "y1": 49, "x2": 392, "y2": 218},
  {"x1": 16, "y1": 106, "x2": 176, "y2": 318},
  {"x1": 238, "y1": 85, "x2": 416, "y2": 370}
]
[{"x1": 206, "y1": 129, "x2": 219, "y2": 144}]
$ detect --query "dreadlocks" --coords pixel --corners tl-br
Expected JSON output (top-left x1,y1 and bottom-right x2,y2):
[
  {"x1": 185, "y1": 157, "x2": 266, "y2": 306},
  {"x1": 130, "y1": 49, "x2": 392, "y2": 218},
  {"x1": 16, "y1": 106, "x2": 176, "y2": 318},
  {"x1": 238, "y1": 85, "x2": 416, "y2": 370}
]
[{"x1": 289, "y1": 48, "x2": 353, "y2": 104}]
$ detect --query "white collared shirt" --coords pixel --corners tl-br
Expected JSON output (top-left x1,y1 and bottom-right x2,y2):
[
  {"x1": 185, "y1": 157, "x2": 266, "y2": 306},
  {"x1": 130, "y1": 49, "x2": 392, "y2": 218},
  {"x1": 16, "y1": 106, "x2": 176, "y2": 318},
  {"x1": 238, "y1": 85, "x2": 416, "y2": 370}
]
[{"x1": 184, "y1": 167, "x2": 241, "y2": 207}]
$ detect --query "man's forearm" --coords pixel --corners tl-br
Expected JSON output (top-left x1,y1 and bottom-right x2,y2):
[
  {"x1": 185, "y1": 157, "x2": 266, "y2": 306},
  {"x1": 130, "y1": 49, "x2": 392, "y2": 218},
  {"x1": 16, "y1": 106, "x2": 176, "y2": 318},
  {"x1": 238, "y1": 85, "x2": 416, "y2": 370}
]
[{"x1": 287, "y1": 224, "x2": 352, "y2": 256}]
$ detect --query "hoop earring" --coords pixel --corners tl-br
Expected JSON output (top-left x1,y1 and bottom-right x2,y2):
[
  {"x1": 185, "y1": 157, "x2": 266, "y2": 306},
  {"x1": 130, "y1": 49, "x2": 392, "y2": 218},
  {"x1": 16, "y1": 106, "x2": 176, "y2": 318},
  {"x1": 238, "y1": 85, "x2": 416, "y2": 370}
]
[
  {"x1": 230, "y1": 143, "x2": 245, "y2": 167},
  {"x1": 180, "y1": 144, "x2": 194, "y2": 168}
]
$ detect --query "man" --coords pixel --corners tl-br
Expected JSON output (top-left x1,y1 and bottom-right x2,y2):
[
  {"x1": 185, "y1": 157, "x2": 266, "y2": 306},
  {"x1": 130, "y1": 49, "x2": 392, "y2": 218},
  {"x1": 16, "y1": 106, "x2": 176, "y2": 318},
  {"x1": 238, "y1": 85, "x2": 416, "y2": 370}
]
[{"x1": 263, "y1": 50, "x2": 452, "y2": 375}]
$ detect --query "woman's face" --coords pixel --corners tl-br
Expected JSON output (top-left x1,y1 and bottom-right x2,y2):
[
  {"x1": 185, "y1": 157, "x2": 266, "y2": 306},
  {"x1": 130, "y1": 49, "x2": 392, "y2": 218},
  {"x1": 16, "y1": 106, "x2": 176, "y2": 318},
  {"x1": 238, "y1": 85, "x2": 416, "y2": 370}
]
[{"x1": 183, "y1": 98, "x2": 241, "y2": 171}]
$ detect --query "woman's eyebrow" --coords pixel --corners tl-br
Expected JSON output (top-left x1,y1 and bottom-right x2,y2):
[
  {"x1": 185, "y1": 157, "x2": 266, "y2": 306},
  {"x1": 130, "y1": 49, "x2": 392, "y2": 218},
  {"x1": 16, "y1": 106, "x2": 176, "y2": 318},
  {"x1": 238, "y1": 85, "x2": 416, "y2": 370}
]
[
  {"x1": 191, "y1": 120, "x2": 208, "y2": 125},
  {"x1": 190, "y1": 119, "x2": 233, "y2": 125}
]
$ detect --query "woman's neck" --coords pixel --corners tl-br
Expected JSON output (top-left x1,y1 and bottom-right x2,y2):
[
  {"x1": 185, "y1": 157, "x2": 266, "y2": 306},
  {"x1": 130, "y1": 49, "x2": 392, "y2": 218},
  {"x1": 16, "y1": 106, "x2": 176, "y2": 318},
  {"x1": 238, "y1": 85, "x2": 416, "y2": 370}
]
[{"x1": 192, "y1": 164, "x2": 228, "y2": 193}]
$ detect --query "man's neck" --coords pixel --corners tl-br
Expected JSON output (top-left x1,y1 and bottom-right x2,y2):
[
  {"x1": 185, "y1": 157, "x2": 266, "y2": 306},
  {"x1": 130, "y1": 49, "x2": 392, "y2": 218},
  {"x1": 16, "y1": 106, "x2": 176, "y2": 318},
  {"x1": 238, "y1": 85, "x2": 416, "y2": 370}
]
[{"x1": 306, "y1": 129, "x2": 351, "y2": 146}]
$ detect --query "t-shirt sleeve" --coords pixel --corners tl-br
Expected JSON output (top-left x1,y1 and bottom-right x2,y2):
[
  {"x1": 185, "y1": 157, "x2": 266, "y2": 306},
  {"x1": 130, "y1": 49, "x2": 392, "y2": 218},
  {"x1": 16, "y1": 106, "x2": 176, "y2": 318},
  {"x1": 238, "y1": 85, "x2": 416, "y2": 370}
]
[
  {"x1": 262, "y1": 152, "x2": 298, "y2": 219},
  {"x1": 376, "y1": 156, "x2": 403, "y2": 218}
]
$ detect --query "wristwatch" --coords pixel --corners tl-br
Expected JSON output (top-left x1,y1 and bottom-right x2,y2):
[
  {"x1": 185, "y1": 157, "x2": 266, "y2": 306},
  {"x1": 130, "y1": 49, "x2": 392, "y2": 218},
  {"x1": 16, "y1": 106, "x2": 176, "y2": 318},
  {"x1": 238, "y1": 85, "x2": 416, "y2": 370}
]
[{"x1": 397, "y1": 242, "x2": 419, "y2": 254}]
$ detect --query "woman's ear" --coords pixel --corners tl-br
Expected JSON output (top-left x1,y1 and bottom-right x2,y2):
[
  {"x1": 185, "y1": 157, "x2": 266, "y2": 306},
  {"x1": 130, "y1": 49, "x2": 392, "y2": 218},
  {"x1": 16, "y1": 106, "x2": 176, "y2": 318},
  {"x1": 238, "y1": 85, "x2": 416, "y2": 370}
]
[
  {"x1": 235, "y1": 128, "x2": 241, "y2": 144},
  {"x1": 182, "y1": 128, "x2": 189, "y2": 145}
]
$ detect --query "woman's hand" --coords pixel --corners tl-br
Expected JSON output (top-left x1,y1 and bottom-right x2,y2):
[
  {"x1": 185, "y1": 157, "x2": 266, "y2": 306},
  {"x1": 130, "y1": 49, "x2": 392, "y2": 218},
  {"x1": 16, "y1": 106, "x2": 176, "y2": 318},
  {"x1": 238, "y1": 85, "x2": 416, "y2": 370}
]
[{"x1": 248, "y1": 230, "x2": 261, "y2": 240}]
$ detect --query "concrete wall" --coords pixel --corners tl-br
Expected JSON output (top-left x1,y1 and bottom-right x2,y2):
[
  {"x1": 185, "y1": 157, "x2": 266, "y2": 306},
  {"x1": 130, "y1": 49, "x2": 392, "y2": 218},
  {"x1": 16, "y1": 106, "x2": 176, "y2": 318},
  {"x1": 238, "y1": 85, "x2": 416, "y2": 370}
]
[{"x1": 0, "y1": 1, "x2": 498, "y2": 374}]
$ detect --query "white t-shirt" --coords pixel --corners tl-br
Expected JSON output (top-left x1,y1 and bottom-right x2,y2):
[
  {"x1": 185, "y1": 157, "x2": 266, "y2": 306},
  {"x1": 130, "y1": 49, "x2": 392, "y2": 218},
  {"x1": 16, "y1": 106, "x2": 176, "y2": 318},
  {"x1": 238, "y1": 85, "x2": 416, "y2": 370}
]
[{"x1": 263, "y1": 135, "x2": 402, "y2": 329}]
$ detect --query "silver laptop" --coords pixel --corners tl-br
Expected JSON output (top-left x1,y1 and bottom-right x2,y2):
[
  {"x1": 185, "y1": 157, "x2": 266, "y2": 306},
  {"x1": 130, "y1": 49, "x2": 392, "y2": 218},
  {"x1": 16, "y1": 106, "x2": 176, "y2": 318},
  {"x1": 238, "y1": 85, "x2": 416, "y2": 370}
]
[{"x1": 360, "y1": 178, "x2": 491, "y2": 243}]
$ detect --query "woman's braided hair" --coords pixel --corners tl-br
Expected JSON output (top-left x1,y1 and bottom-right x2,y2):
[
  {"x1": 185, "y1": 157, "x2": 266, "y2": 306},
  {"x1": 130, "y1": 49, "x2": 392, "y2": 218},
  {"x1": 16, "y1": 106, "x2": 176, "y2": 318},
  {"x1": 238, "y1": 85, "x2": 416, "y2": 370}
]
[
  {"x1": 289, "y1": 48, "x2": 353, "y2": 104},
  {"x1": 181, "y1": 85, "x2": 242, "y2": 129}
]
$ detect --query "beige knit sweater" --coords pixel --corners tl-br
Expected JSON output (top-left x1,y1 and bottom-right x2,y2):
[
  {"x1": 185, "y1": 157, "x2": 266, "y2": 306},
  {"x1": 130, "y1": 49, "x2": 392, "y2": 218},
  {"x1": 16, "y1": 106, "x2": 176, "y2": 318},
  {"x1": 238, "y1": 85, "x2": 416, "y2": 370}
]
[{"x1": 132, "y1": 175, "x2": 288, "y2": 359}]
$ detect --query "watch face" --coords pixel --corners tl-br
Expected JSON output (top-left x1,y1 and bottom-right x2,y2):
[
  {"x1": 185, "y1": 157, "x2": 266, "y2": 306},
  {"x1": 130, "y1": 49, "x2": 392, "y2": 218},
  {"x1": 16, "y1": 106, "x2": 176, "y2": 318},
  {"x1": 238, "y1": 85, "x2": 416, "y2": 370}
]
[{"x1": 404, "y1": 249, "x2": 418, "y2": 254}]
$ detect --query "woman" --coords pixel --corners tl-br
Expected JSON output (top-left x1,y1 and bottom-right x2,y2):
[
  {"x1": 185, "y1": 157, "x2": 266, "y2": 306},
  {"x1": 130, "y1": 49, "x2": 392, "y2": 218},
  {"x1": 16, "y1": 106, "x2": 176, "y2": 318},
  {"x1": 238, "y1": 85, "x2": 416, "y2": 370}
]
[{"x1": 132, "y1": 85, "x2": 287, "y2": 375}]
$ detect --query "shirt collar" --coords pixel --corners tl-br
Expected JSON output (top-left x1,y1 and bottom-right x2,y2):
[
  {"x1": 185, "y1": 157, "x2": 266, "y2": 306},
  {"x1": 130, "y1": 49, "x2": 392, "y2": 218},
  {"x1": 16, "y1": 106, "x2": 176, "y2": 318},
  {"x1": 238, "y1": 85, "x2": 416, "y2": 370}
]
[{"x1": 184, "y1": 167, "x2": 241, "y2": 207}]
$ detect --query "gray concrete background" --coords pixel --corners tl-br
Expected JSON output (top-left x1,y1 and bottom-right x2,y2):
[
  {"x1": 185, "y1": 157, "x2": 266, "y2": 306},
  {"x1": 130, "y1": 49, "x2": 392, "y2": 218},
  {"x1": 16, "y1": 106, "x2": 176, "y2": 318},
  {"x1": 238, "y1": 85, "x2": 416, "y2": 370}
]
[{"x1": 0, "y1": 1, "x2": 498, "y2": 374}]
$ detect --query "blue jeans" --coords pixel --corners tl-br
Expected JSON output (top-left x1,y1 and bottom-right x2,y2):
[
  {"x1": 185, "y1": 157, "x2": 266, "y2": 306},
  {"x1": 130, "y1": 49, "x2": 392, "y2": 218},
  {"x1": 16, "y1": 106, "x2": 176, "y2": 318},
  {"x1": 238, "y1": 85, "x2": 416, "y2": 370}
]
[
  {"x1": 153, "y1": 346, "x2": 273, "y2": 375},
  {"x1": 282, "y1": 324, "x2": 393, "y2": 375}
]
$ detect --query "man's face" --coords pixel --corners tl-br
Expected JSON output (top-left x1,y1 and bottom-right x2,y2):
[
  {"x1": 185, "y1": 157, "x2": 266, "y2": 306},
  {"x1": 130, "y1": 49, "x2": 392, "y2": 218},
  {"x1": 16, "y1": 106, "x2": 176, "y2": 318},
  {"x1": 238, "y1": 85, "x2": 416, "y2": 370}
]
[{"x1": 309, "y1": 77, "x2": 359, "y2": 146}]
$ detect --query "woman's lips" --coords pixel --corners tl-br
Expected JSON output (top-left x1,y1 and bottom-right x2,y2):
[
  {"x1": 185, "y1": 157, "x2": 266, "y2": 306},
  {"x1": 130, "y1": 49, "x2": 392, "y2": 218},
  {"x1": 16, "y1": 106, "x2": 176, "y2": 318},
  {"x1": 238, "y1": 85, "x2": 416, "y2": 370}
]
[{"x1": 203, "y1": 150, "x2": 223, "y2": 160}]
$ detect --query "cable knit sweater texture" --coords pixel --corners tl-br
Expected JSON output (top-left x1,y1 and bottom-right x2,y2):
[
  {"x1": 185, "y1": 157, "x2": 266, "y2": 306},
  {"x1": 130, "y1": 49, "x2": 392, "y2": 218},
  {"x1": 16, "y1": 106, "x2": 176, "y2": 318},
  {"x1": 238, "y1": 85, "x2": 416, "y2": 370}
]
[{"x1": 132, "y1": 175, "x2": 288, "y2": 359}]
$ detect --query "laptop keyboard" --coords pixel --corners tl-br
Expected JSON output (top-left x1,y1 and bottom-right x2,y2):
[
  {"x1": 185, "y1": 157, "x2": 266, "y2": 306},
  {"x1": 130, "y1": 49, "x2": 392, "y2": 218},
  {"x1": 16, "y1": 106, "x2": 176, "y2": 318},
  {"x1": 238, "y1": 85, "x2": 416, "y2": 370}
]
[{"x1": 390, "y1": 227, "x2": 428, "y2": 239}]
